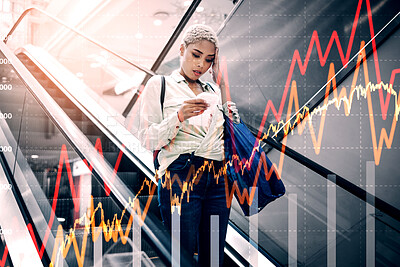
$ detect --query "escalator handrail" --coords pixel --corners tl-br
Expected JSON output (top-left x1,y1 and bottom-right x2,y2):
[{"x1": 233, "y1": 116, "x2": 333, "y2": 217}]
[
  {"x1": 3, "y1": 7, "x2": 155, "y2": 76},
  {"x1": 0, "y1": 40, "x2": 177, "y2": 266},
  {"x1": 227, "y1": 220, "x2": 282, "y2": 267},
  {"x1": 265, "y1": 136, "x2": 400, "y2": 223}
]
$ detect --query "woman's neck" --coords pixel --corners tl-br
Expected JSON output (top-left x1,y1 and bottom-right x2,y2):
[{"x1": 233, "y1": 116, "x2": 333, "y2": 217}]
[
  {"x1": 179, "y1": 69, "x2": 197, "y2": 84},
  {"x1": 179, "y1": 69, "x2": 203, "y2": 95}
]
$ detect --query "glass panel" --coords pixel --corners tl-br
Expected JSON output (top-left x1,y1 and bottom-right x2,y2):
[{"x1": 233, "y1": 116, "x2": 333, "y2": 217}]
[{"x1": 0, "y1": 53, "x2": 26, "y2": 173}]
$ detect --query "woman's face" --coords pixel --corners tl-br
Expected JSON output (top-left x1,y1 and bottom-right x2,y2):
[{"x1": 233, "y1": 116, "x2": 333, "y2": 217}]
[{"x1": 179, "y1": 40, "x2": 216, "y2": 82}]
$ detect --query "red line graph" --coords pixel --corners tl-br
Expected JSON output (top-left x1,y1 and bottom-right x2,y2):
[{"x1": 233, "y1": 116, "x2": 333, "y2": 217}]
[
  {"x1": 0, "y1": 245, "x2": 8, "y2": 267},
  {"x1": 24, "y1": 138, "x2": 127, "y2": 261},
  {"x1": 250, "y1": 0, "x2": 393, "y2": 143},
  {"x1": 1, "y1": 142, "x2": 88, "y2": 263},
  {"x1": 82, "y1": 137, "x2": 124, "y2": 196},
  {"x1": 2, "y1": 0, "x2": 398, "y2": 264},
  {"x1": 22, "y1": 140, "x2": 156, "y2": 266},
  {"x1": 27, "y1": 144, "x2": 78, "y2": 259}
]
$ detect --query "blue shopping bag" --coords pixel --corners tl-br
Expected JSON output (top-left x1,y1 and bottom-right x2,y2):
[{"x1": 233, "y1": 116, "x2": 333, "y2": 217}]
[{"x1": 224, "y1": 114, "x2": 285, "y2": 216}]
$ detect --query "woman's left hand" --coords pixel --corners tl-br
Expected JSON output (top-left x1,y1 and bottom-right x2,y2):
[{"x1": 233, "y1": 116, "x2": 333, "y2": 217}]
[
  {"x1": 224, "y1": 101, "x2": 241, "y2": 124},
  {"x1": 210, "y1": 48, "x2": 220, "y2": 83}
]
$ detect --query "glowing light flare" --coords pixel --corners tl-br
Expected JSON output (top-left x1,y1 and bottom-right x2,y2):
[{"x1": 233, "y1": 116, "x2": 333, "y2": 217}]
[
  {"x1": 196, "y1": 6, "x2": 204, "y2": 12},
  {"x1": 135, "y1": 32, "x2": 143, "y2": 39},
  {"x1": 153, "y1": 19, "x2": 162, "y2": 26}
]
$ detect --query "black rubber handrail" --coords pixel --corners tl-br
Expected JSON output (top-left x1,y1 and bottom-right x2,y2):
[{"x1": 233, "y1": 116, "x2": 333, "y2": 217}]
[
  {"x1": 265, "y1": 136, "x2": 400, "y2": 223},
  {"x1": 3, "y1": 7, "x2": 155, "y2": 76}
]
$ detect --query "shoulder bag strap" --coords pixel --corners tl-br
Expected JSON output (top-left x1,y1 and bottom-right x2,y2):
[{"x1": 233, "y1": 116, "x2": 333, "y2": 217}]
[
  {"x1": 160, "y1": 75, "x2": 165, "y2": 115},
  {"x1": 154, "y1": 75, "x2": 165, "y2": 165},
  {"x1": 206, "y1": 82, "x2": 215, "y2": 92}
]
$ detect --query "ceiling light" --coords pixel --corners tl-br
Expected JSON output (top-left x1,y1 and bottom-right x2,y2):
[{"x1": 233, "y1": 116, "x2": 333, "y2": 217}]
[
  {"x1": 31, "y1": 155, "x2": 39, "y2": 159},
  {"x1": 90, "y1": 62, "x2": 101, "y2": 68},
  {"x1": 135, "y1": 32, "x2": 143, "y2": 39},
  {"x1": 153, "y1": 11, "x2": 169, "y2": 27},
  {"x1": 153, "y1": 19, "x2": 162, "y2": 26},
  {"x1": 196, "y1": 6, "x2": 204, "y2": 12}
]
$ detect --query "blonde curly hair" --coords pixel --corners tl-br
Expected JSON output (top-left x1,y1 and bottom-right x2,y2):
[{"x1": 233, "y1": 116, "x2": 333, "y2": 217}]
[{"x1": 181, "y1": 24, "x2": 218, "y2": 48}]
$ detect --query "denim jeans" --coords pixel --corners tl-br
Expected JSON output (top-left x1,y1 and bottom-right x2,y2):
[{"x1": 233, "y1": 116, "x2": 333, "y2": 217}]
[{"x1": 158, "y1": 153, "x2": 231, "y2": 266}]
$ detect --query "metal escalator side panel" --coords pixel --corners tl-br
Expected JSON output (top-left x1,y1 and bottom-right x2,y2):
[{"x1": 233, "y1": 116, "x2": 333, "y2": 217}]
[
  {"x1": 0, "y1": 147, "x2": 45, "y2": 267},
  {"x1": 15, "y1": 45, "x2": 156, "y2": 183},
  {"x1": 0, "y1": 56, "x2": 61, "y2": 267}
]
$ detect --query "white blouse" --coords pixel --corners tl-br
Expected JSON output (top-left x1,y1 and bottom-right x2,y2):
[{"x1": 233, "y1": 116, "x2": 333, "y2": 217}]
[{"x1": 137, "y1": 69, "x2": 234, "y2": 176}]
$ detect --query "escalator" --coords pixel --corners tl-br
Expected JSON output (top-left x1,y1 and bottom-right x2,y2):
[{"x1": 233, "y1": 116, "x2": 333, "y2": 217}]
[
  {"x1": 2, "y1": 5, "x2": 274, "y2": 266},
  {"x1": 0, "y1": 155, "x2": 43, "y2": 267},
  {"x1": 0, "y1": 24, "x2": 254, "y2": 266},
  {"x1": 0, "y1": 40, "x2": 193, "y2": 267},
  {"x1": 4, "y1": 37, "x2": 400, "y2": 267},
  {"x1": 1, "y1": 0, "x2": 400, "y2": 266}
]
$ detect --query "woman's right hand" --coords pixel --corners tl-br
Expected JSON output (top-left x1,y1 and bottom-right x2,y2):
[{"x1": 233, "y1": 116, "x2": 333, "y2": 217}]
[{"x1": 177, "y1": 99, "x2": 209, "y2": 122}]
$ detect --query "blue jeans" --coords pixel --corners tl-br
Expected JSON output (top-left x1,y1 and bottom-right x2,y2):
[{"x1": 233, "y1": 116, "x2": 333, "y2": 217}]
[{"x1": 158, "y1": 153, "x2": 231, "y2": 266}]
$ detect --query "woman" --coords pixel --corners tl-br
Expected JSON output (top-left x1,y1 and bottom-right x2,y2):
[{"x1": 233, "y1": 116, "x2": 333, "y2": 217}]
[{"x1": 138, "y1": 24, "x2": 240, "y2": 266}]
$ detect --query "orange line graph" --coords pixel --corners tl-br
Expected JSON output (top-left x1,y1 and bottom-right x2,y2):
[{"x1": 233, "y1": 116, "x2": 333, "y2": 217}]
[
  {"x1": 32, "y1": 47, "x2": 399, "y2": 265},
  {"x1": 49, "y1": 190, "x2": 156, "y2": 267},
  {"x1": 258, "y1": 42, "x2": 400, "y2": 167},
  {"x1": 159, "y1": 144, "x2": 280, "y2": 214},
  {"x1": 240, "y1": 0, "x2": 395, "y2": 145},
  {"x1": 23, "y1": 139, "x2": 157, "y2": 263},
  {"x1": 22, "y1": 135, "x2": 276, "y2": 266},
  {"x1": 2, "y1": 0, "x2": 398, "y2": 265}
]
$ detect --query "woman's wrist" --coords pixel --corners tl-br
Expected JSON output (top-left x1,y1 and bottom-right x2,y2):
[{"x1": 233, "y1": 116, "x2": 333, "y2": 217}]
[{"x1": 177, "y1": 110, "x2": 184, "y2": 122}]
